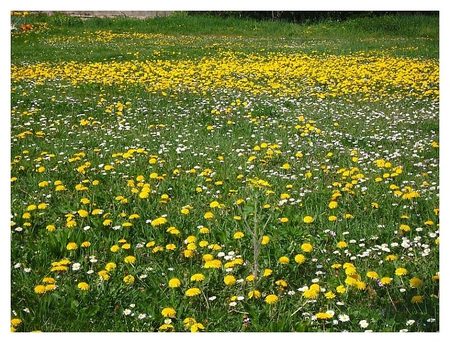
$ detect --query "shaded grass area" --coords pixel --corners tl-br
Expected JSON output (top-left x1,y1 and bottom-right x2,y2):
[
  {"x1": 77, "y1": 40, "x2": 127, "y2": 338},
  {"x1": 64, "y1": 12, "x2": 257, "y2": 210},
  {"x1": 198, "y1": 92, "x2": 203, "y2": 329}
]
[{"x1": 11, "y1": 12, "x2": 439, "y2": 64}]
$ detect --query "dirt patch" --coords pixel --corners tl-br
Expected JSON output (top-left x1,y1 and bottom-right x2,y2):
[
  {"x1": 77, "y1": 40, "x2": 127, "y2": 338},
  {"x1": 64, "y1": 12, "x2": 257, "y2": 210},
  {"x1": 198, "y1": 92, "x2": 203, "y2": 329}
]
[{"x1": 35, "y1": 11, "x2": 174, "y2": 19}]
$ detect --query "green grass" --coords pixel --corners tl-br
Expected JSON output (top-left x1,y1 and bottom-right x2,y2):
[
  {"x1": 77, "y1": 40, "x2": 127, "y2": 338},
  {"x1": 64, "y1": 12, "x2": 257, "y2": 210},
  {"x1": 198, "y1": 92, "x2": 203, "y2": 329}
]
[
  {"x1": 11, "y1": 12, "x2": 439, "y2": 63},
  {"x1": 10, "y1": 12, "x2": 439, "y2": 333}
]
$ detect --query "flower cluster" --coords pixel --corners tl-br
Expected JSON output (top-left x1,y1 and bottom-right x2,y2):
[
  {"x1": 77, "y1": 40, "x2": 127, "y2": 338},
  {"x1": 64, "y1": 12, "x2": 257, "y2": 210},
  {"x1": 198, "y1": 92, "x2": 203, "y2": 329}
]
[{"x1": 10, "y1": 20, "x2": 439, "y2": 332}]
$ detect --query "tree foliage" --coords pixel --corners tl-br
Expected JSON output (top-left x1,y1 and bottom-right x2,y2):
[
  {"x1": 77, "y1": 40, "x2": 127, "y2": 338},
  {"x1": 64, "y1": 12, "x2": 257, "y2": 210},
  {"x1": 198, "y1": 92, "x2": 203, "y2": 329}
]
[{"x1": 187, "y1": 11, "x2": 438, "y2": 23}]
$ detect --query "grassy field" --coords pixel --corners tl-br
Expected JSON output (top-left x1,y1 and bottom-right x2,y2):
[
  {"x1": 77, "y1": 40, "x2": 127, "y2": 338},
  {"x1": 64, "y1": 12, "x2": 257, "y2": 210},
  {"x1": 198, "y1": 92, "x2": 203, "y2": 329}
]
[{"x1": 10, "y1": 12, "x2": 439, "y2": 333}]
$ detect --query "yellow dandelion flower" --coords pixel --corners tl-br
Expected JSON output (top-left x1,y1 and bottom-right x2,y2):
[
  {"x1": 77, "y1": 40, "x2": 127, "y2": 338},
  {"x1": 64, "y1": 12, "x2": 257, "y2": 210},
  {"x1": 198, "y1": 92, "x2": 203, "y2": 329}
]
[
  {"x1": 123, "y1": 275, "x2": 135, "y2": 284},
  {"x1": 190, "y1": 274, "x2": 205, "y2": 282},
  {"x1": 411, "y1": 295, "x2": 423, "y2": 304},
  {"x1": 233, "y1": 231, "x2": 244, "y2": 239},
  {"x1": 42, "y1": 277, "x2": 56, "y2": 284},
  {"x1": 336, "y1": 285, "x2": 346, "y2": 294},
  {"x1": 158, "y1": 324, "x2": 174, "y2": 332},
  {"x1": 302, "y1": 289, "x2": 319, "y2": 299},
  {"x1": 105, "y1": 262, "x2": 116, "y2": 271},
  {"x1": 184, "y1": 317, "x2": 197, "y2": 328},
  {"x1": 34, "y1": 285, "x2": 46, "y2": 294},
  {"x1": 380, "y1": 277, "x2": 392, "y2": 285},
  {"x1": 199, "y1": 227, "x2": 210, "y2": 234},
  {"x1": 328, "y1": 201, "x2": 338, "y2": 209},
  {"x1": 400, "y1": 224, "x2": 411, "y2": 232},
  {"x1": 161, "y1": 307, "x2": 177, "y2": 318},
  {"x1": 263, "y1": 268, "x2": 273, "y2": 277},
  {"x1": 385, "y1": 254, "x2": 398, "y2": 261},
  {"x1": 98, "y1": 270, "x2": 110, "y2": 281},
  {"x1": 46, "y1": 224, "x2": 56, "y2": 232},
  {"x1": 344, "y1": 266, "x2": 358, "y2": 276},
  {"x1": 168, "y1": 278, "x2": 181, "y2": 288},
  {"x1": 190, "y1": 323, "x2": 205, "y2": 332},
  {"x1": 325, "y1": 291, "x2": 336, "y2": 299},
  {"x1": 355, "y1": 281, "x2": 366, "y2": 290},
  {"x1": 185, "y1": 287, "x2": 201, "y2": 297},
  {"x1": 278, "y1": 256, "x2": 290, "y2": 264},
  {"x1": 366, "y1": 271, "x2": 379, "y2": 279},
  {"x1": 265, "y1": 294, "x2": 278, "y2": 305},
  {"x1": 66, "y1": 242, "x2": 78, "y2": 251},
  {"x1": 124, "y1": 255, "x2": 136, "y2": 264},
  {"x1": 301, "y1": 243, "x2": 313, "y2": 253},
  {"x1": 395, "y1": 268, "x2": 408, "y2": 276},
  {"x1": 202, "y1": 253, "x2": 214, "y2": 262},
  {"x1": 11, "y1": 318, "x2": 22, "y2": 327},
  {"x1": 316, "y1": 312, "x2": 333, "y2": 320},
  {"x1": 151, "y1": 217, "x2": 167, "y2": 227},
  {"x1": 345, "y1": 277, "x2": 357, "y2": 286},
  {"x1": 184, "y1": 250, "x2": 194, "y2": 258},
  {"x1": 77, "y1": 282, "x2": 89, "y2": 291},
  {"x1": 310, "y1": 284, "x2": 320, "y2": 292},
  {"x1": 248, "y1": 289, "x2": 261, "y2": 299},
  {"x1": 336, "y1": 241, "x2": 348, "y2": 249},
  {"x1": 409, "y1": 277, "x2": 423, "y2": 288},
  {"x1": 204, "y1": 259, "x2": 222, "y2": 269},
  {"x1": 303, "y1": 216, "x2": 314, "y2": 224},
  {"x1": 245, "y1": 274, "x2": 255, "y2": 282},
  {"x1": 224, "y1": 275, "x2": 236, "y2": 286},
  {"x1": 77, "y1": 209, "x2": 89, "y2": 217},
  {"x1": 261, "y1": 235, "x2": 270, "y2": 245},
  {"x1": 110, "y1": 245, "x2": 120, "y2": 253},
  {"x1": 204, "y1": 211, "x2": 214, "y2": 219},
  {"x1": 153, "y1": 246, "x2": 164, "y2": 253}
]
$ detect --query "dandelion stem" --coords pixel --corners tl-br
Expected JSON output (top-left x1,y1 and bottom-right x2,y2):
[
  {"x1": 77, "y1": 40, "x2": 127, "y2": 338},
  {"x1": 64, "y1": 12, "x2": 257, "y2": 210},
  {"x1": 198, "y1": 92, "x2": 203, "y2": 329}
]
[
  {"x1": 386, "y1": 288, "x2": 397, "y2": 311},
  {"x1": 201, "y1": 289, "x2": 210, "y2": 310}
]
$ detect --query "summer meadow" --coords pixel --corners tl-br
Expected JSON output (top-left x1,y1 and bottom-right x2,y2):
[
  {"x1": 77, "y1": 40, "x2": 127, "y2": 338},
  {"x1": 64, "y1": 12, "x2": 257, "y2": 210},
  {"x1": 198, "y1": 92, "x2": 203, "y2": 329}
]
[{"x1": 10, "y1": 11, "x2": 439, "y2": 332}]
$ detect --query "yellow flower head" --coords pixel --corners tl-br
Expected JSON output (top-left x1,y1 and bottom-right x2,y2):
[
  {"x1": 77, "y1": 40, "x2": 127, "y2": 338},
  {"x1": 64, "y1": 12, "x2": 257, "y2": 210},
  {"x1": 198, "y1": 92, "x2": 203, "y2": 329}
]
[
  {"x1": 77, "y1": 282, "x2": 89, "y2": 291},
  {"x1": 265, "y1": 294, "x2": 278, "y2": 305},
  {"x1": 316, "y1": 312, "x2": 333, "y2": 320},
  {"x1": 302, "y1": 289, "x2": 319, "y2": 299},
  {"x1": 263, "y1": 268, "x2": 273, "y2": 277},
  {"x1": 411, "y1": 295, "x2": 423, "y2": 304},
  {"x1": 395, "y1": 268, "x2": 408, "y2": 276},
  {"x1": 336, "y1": 241, "x2": 348, "y2": 249},
  {"x1": 124, "y1": 255, "x2": 136, "y2": 264},
  {"x1": 409, "y1": 277, "x2": 423, "y2": 288},
  {"x1": 190, "y1": 273, "x2": 205, "y2": 282},
  {"x1": 301, "y1": 243, "x2": 313, "y2": 253},
  {"x1": 185, "y1": 287, "x2": 202, "y2": 297},
  {"x1": 261, "y1": 235, "x2": 270, "y2": 245},
  {"x1": 66, "y1": 242, "x2": 78, "y2": 251},
  {"x1": 294, "y1": 254, "x2": 306, "y2": 264},
  {"x1": 224, "y1": 275, "x2": 236, "y2": 286},
  {"x1": 248, "y1": 289, "x2": 261, "y2": 299},
  {"x1": 168, "y1": 278, "x2": 181, "y2": 288},
  {"x1": 34, "y1": 285, "x2": 46, "y2": 294},
  {"x1": 328, "y1": 201, "x2": 338, "y2": 209},
  {"x1": 123, "y1": 275, "x2": 135, "y2": 284},
  {"x1": 366, "y1": 271, "x2": 379, "y2": 280},
  {"x1": 303, "y1": 216, "x2": 314, "y2": 224},
  {"x1": 380, "y1": 277, "x2": 392, "y2": 285},
  {"x1": 11, "y1": 318, "x2": 22, "y2": 327},
  {"x1": 161, "y1": 307, "x2": 177, "y2": 318},
  {"x1": 233, "y1": 231, "x2": 245, "y2": 239},
  {"x1": 278, "y1": 256, "x2": 290, "y2": 264}
]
